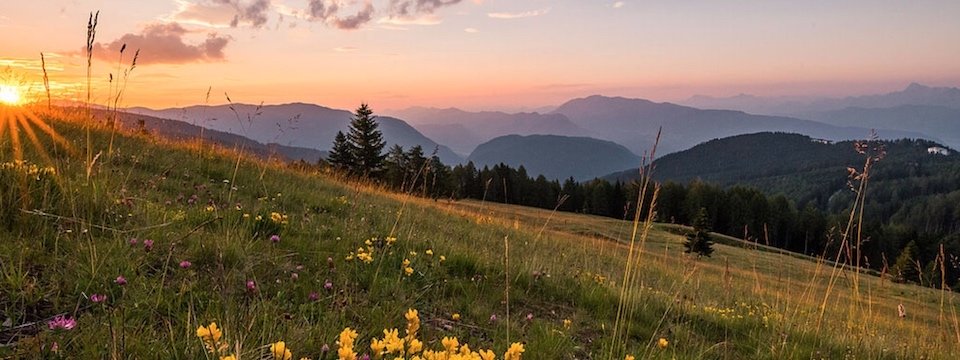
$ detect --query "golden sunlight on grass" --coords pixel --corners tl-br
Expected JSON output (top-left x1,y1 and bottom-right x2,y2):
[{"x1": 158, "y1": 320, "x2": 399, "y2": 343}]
[{"x1": 0, "y1": 103, "x2": 72, "y2": 162}]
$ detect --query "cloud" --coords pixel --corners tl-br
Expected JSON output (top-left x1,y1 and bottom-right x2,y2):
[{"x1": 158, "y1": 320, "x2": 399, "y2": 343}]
[
  {"x1": 377, "y1": 14, "x2": 442, "y2": 26},
  {"x1": 333, "y1": 46, "x2": 358, "y2": 52},
  {"x1": 306, "y1": 0, "x2": 375, "y2": 30},
  {"x1": 169, "y1": 0, "x2": 271, "y2": 29},
  {"x1": 387, "y1": 0, "x2": 463, "y2": 17},
  {"x1": 612, "y1": 1, "x2": 625, "y2": 8},
  {"x1": 487, "y1": 8, "x2": 549, "y2": 19},
  {"x1": 463, "y1": 27, "x2": 478, "y2": 33},
  {"x1": 92, "y1": 23, "x2": 230, "y2": 65}
]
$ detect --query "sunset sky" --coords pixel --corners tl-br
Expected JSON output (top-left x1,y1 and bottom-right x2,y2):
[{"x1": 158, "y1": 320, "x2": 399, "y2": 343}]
[{"x1": 2, "y1": 0, "x2": 959, "y2": 111}]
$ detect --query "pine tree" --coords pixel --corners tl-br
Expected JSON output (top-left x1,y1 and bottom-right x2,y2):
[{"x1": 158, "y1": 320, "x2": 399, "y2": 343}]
[
  {"x1": 684, "y1": 207, "x2": 715, "y2": 258},
  {"x1": 892, "y1": 240, "x2": 919, "y2": 283},
  {"x1": 327, "y1": 131, "x2": 354, "y2": 172},
  {"x1": 384, "y1": 144, "x2": 407, "y2": 189},
  {"x1": 346, "y1": 103, "x2": 386, "y2": 177}
]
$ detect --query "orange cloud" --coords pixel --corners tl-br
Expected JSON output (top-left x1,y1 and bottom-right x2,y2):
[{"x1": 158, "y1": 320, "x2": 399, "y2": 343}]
[{"x1": 92, "y1": 23, "x2": 230, "y2": 65}]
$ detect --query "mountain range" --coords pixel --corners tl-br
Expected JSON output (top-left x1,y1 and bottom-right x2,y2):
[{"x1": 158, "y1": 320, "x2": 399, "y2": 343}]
[{"x1": 130, "y1": 103, "x2": 463, "y2": 165}]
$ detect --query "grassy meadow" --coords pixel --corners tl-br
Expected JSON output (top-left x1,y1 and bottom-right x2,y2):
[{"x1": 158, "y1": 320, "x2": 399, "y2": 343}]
[{"x1": 0, "y1": 108, "x2": 959, "y2": 359}]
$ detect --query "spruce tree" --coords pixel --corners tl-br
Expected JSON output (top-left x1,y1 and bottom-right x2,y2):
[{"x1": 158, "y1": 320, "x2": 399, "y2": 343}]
[
  {"x1": 684, "y1": 207, "x2": 715, "y2": 258},
  {"x1": 328, "y1": 131, "x2": 354, "y2": 172},
  {"x1": 346, "y1": 103, "x2": 386, "y2": 177},
  {"x1": 892, "y1": 240, "x2": 919, "y2": 283}
]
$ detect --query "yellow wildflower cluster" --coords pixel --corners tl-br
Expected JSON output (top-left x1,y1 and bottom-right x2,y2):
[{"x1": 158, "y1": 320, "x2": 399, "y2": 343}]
[
  {"x1": 0, "y1": 160, "x2": 56, "y2": 180},
  {"x1": 346, "y1": 236, "x2": 400, "y2": 264},
  {"x1": 403, "y1": 258, "x2": 414, "y2": 276},
  {"x1": 271, "y1": 341, "x2": 293, "y2": 360},
  {"x1": 270, "y1": 212, "x2": 289, "y2": 224},
  {"x1": 338, "y1": 308, "x2": 523, "y2": 360}
]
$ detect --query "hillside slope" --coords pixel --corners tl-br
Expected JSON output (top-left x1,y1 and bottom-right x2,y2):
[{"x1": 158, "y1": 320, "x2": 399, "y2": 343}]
[{"x1": 0, "y1": 110, "x2": 955, "y2": 358}]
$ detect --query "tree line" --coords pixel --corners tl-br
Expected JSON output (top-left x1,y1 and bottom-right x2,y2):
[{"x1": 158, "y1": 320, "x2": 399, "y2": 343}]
[{"x1": 322, "y1": 104, "x2": 960, "y2": 290}]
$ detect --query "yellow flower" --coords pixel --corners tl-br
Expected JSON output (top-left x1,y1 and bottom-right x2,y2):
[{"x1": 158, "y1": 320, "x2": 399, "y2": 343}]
[
  {"x1": 386, "y1": 236, "x2": 397, "y2": 245},
  {"x1": 404, "y1": 266, "x2": 414, "y2": 276},
  {"x1": 625, "y1": 356, "x2": 635, "y2": 360},
  {"x1": 407, "y1": 338, "x2": 423, "y2": 355},
  {"x1": 479, "y1": 349, "x2": 496, "y2": 360},
  {"x1": 370, "y1": 338, "x2": 386, "y2": 356},
  {"x1": 451, "y1": 313, "x2": 461, "y2": 321},
  {"x1": 271, "y1": 341, "x2": 293, "y2": 360},
  {"x1": 221, "y1": 355, "x2": 237, "y2": 360},
  {"x1": 409, "y1": 251, "x2": 417, "y2": 256},
  {"x1": 562, "y1": 319, "x2": 572, "y2": 329},
  {"x1": 405, "y1": 309, "x2": 420, "y2": 338},
  {"x1": 382, "y1": 328, "x2": 405, "y2": 354},
  {"x1": 196, "y1": 322, "x2": 225, "y2": 352},
  {"x1": 657, "y1": 337, "x2": 669, "y2": 349},
  {"x1": 403, "y1": 258, "x2": 411, "y2": 267},
  {"x1": 503, "y1": 343, "x2": 524, "y2": 360},
  {"x1": 339, "y1": 328, "x2": 358, "y2": 349},
  {"x1": 439, "y1": 255, "x2": 446, "y2": 263},
  {"x1": 425, "y1": 249, "x2": 434, "y2": 256},
  {"x1": 442, "y1": 337, "x2": 460, "y2": 353}
]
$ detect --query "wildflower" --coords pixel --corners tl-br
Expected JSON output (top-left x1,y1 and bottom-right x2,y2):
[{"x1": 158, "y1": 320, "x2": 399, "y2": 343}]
[
  {"x1": 246, "y1": 280, "x2": 256, "y2": 291},
  {"x1": 525, "y1": 313, "x2": 533, "y2": 321},
  {"x1": 143, "y1": 239, "x2": 154, "y2": 252},
  {"x1": 221, "y1": 355, "x2": 237, "y2": 360},
  {"x1": 404, "y1": 266, "x2": 414, "y2": 276},
  {"x1": 291, "y1": 273, "x2": 299, "y2": 281},
  {"x1": 407, "y1": 338, "x2": 423, "y2": 354},
  {"x1": 196, "y1": 322, "x2": 223, "y2": 347},
  {"x1": 180, "y1": 260, "x2": 192, "y2": 269},
  {"x1": 403, "y1": 258, "x2": 411, "y2": 267},
  {"x1": 489, "y1": 314, "x2": 498, "y2": 323},
  {"x1": 563, "y1": 319, "x2": 572, "y2": 329},
  {"x1": 328, "y1": 257, "x2": 335, "y2": 268},
  {"x1": 270, "y1": 234, "x2": 281, "y2": 243},
  {"x1": 324, "y1": 279, "x2": 334, "y2": 290},
  {"x1": 321, "y1": 344, "x2": 330, "y2": 353},
  {"x1": 657, "y1": 337, "x2": 669, "y2": 349},
  {"x1": 205, "y1": 205, "x2": 215, "y2": 212},
  {"x1": 441, "y1": 337, "x2": 459, "y2": 353},
  {"x1": 338, "y1": 327, "x2": 359, "y2": 360},
  {"x1": 451, "y1": 313, "x2": 461, "y2": 321},
  {"x1": 385, "y1": 236, "x2": 397, "y2": 245},
  {"x1": 405, "y1": 309, "x2": 420, "y2": 338},
  {"x1": 425, "y1": 249, "x2": 434, "y2": 256},
  {"x1": 439, "y1": 255, "x2": 446, "y2": 263},
  {"x1": 129, "y1": 238, "x2": 138, "y2": 246},
  {"x1": 48, "y1": 315, "x2": 76, "y2": 331},
  {"x1": 309, "y1": 291, "x2": 320, "y2": 301},
  {"x1": 409, "y1": 251, "x2": 417, "y2": 257},
  {"x1": 479, "y1": 349, "x2": 496, "y2": 360},
  {"x1": 625, "y1": 356, "x2": 635, "y2": 360},
  {"x1": 115, "y1": 275, "x2": 127, "y2": 286},
  {"x1": 90, "y1": 294, "x2": 107, "y2": 303},
  {"x1": 503, "y1": 342, "x2": 524, "y2": 360},
  {"x1": 271, "y1": 341, "x2": 293, "y2": 360}
]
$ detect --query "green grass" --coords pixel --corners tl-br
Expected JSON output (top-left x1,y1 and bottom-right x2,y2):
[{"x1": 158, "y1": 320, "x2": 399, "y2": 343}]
[{"x1": 0, "y1": 109, "x2": 958, "y2": 359}]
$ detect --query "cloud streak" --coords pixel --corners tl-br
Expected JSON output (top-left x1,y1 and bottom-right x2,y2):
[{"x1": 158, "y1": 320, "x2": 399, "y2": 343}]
[
  {"x1": 92, "y1": 23, "x2": 230, "y2": 65},
  {"x1": 170, "y1": 0, "x2": 271, "y2": 29},
  {"x1": 487, "y1": 8, "x2": 549, "y2": 19},
  {"x1": 307, "y1": 0, "x2": 375, "y2": 30}
]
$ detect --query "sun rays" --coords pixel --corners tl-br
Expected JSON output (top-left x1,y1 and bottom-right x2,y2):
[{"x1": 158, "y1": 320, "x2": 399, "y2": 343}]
[{"x1": 0, "y1": 100, "x2": 73, "y2": 165}]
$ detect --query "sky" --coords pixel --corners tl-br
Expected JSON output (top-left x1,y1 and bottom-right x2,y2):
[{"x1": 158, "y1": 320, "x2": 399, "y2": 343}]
[{"x1": 1, "y1": 0, "x2": 959, "y2": 112}]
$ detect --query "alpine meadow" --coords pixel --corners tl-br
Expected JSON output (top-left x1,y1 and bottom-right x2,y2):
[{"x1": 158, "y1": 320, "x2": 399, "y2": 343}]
[{"x1": 2, "y1": 1, "x2": 960, "y2": 359}]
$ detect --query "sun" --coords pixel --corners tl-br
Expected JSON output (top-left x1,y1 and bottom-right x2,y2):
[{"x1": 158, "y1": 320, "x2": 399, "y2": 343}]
[{"x1": 0, "y1": 84, "x2": 23, "y2": 106}]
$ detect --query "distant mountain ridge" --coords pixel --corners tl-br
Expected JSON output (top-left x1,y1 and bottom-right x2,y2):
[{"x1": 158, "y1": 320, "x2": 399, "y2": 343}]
[
  {"x1": 131, "y1": 103, "x2": 463, "y2": 165},
  {"x1": 798, "y1": 105, "x2": 960, "y2": 150},
  {"x1": 387, "y1": 107, "x2": 589, "y2": 156},
  {"x1": 682, "y1": 83, "x2": 960, "y2": 115},
  {"x1": 551, "y1": 95, "x2": 926, "y2": 155},
  {"x1": 466, "y1": 134, "x2": 641, "y2": 181}
]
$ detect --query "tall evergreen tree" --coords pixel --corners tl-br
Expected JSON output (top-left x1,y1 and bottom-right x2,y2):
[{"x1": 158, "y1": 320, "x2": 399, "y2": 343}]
[
  {"x1": 346, "y1": 103, "x2": 386, "y2": 177},
  {"x1": 327, "y1": 131, "x2": 354, "y2": 172},
  {"x1": 684, "y1": 207, "x2": 715, "y2": 258}
]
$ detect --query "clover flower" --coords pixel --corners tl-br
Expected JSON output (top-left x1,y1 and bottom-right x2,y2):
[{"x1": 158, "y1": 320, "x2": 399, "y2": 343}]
[{"x1": 48, "y1": 315, "x2": 76, "y2": 331}]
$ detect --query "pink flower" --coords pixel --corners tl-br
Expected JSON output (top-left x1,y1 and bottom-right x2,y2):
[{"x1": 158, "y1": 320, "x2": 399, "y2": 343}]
[
  {"x1": 115, "y1": 275, "x2": 127, "y2": 286},
  {"x1": 525, "y1": 313, "x2": 534, "y2": 321},
  {"x1": 309, "y1": 291, "x2": 320, "y2": 301},
  {"x1": 90, "y1": 294, "x2": 107, "y2": 303},
  {"x1": 324, "y1": 279, "x2": 333, "y2": 290},
  {"x1": 489, "y1": 314, "x2": 498, "y2": 323},
  {"x1": 290, "y1": 272, "x2": 299, "y2": 281},
  {"x1": 48, "y1": 315, "x2": 76, "y2": 331},
  {"x1": 270, "y1": 234, "x2": 280, "y2": 243},
  {"x1": 143, "y1": 239, "x2": 154, "y2": 252},
  {"x1": 246, "y1": 280, "x2": 256, "y2": 291},
  {"x1": 128, "y1": 238, "x2": 138, "y2": 246},
  {"x1": 321, "y1": 344, "x2": 330, "y2": 353},
  {"x1": 179, "y1": 260, "x2": 192, "y2": 269}
]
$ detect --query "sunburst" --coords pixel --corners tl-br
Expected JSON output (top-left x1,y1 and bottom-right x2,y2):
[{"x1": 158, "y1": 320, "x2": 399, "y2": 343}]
[{"x1": 0, "y1": 83, "x2": 73, "y2": 163}]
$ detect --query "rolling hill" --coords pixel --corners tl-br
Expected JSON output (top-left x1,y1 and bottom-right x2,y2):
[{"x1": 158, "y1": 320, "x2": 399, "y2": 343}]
[
  {"x1": 466, "y1": 134, "x2": 640, "y2": 181},
  {"x1": 388, "y1": 107, "x2": 589, "y2": 156},
  {"x1": 131, "y1": 103, "x2": 463, "y2": 164},
  {"x1": 552, "y1": 95, "x2": 929, "y2": 155},
  {"x1": 798, "y1": 105, "x2": 960, "y2": 149}
]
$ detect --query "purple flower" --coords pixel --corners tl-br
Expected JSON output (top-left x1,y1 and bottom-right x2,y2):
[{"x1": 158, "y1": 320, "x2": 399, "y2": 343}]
[
  {"x1": 128, "y1": 238, "x2": 138, "y2": 246},
  {"x1": 115, "y1": 275, "x2": 127, "y2": 286},
  {"x1": 270, "y1": 234, "x2": 280, "y2": 243},
  {"x1": 324, "y1": 279, "x2": 333, "y2": 291},
  {"x1": 321, "y1": 344, "x2": 330, "y2": 353},
  {"x1": 48, "y1": 315, "x2": 76, "y2": 331},
  {"x1": 143, "y1": 239, "x2": 154, "y2": 252},
  {"x1": 489, "y1": 314, "x2": 498, "y2": 323},
  {"x1": 179, "y1": 260, "x2": 192, "y2": 269},
  {"x1": 90, "y1": 294, "x2": 107, "y2": 303},
  {"x1": 526, "y1": 313, "x2": 534, "y2": 321},
  {"x1": 246, "y1": 280, "x2": 256, "y2": 291},
  {"x1": 309, "y1": 291, "x2": 320, "y2": 301},
  {"x1": 360, "y1": 354, "x2": 370, "y2": 360}
]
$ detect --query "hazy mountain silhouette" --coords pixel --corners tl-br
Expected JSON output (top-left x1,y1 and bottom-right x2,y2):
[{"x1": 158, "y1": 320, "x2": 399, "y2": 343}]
[
  {"x1": 388, "y1": 107, "x2": 589, "y2": 156},
  {"x1": 466, "y1": 134, "x2": 641, "y2": 181},
  {"x1": 683, "y1": 83, "x2": 960, "y2": 115},
  {"x1": 131, "y1": 103, "x2": 463, "y2": 164},
  {"x1": 798, "y1": 105, "x2": 960, "y2": 149},
  {"x1": 552, "y1": 95, "x2": 928, "y2": 155},
  {"x1": 103, "y1": 109, "x2": 326, "y2": 162}
]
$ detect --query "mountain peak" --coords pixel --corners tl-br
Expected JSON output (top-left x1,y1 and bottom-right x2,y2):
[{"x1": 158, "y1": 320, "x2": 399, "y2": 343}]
[{"x1": 904, "y1": 82, "x2": 930, "y2": 92}]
